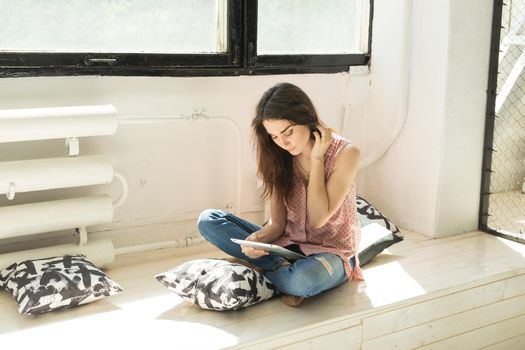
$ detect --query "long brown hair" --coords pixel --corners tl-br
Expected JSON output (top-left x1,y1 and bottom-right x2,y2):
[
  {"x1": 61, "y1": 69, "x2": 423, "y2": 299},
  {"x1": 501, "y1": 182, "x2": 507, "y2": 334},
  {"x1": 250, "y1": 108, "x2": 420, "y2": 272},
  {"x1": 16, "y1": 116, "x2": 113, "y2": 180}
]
[{"x1": 252, "y1": 82, "x2": 323, "y2": 207}]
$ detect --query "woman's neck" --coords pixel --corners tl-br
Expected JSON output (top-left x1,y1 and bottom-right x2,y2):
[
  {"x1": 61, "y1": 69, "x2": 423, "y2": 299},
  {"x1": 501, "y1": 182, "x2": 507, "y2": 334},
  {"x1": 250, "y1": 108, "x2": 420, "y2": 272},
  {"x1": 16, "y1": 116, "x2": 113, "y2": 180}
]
[{"x1": 296, "y1": 139, "x2": 314, "y2": 164}]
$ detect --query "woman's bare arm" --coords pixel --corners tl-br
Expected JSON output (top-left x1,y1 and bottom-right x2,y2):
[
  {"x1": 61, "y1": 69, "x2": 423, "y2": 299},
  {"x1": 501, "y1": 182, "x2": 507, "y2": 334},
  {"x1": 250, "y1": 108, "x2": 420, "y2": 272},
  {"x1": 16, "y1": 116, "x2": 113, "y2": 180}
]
[
  {"x1": 307, "y1": 133, "x2": 360, "y2": 229},
  {"x1": 242, "y1": 192, "x2": 287, "y2": 258}
]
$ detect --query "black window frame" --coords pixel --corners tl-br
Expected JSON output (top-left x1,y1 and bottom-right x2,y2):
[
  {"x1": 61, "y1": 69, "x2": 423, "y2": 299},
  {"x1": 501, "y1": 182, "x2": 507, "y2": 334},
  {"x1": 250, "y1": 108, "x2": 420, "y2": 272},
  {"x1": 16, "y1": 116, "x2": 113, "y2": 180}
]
[{"x1": 0, "y1": 0, "x2": 373, "y2": 78}]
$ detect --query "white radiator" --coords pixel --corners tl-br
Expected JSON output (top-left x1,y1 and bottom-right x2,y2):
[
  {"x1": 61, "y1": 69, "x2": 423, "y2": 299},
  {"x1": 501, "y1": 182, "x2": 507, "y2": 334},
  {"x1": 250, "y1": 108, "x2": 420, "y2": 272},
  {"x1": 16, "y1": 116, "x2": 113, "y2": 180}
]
[
  {"x1": 0, "y1": 106, "x2": 246, "y2": 267},
  {"x1": 0, "y1": 105, "x2": 123, "y2": 270}
]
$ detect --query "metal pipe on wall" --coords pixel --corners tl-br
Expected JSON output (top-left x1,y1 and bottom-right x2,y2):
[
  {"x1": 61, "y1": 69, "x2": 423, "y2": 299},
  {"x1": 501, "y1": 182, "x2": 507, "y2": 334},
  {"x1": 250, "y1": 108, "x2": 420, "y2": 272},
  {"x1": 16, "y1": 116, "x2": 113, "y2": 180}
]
[
  {"x1": 0, "y1": 155, "x2": 114, "y2": 199},
  {"x1": 115, "y1": 235, "x2": 205, "y2": 256},
  {"x1": 0, "y1": 195, "x2": 113, "y2": 240},
  {"x1": 0, "y1": 105, "x2": 118, "y2": 143}
]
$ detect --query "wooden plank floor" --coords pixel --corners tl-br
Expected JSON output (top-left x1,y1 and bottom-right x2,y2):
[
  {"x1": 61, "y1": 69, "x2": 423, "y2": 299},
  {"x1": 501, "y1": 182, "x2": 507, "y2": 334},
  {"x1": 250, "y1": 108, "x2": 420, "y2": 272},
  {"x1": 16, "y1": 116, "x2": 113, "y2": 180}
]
[{"x1": 1, "y1": 230, "x2": 525, "y2": 350}]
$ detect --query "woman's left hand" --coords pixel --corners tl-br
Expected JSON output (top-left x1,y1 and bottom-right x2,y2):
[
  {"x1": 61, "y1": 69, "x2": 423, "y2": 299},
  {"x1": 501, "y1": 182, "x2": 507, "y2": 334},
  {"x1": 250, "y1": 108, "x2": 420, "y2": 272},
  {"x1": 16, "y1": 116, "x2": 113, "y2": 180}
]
[{"x1": 311, "y1": 126, "x2": 333, "y2": 161}]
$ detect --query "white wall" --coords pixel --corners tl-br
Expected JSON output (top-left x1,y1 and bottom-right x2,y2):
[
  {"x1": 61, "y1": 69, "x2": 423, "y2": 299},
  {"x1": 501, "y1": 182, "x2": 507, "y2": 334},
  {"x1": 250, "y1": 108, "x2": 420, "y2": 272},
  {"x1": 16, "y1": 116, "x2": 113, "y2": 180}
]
[
  {"x1": 436, "y1": 0, "x2": 493, "y2": 234},
  {"x1": 359, "y1": 0, "x2": 492, "y2": 237},
  {"x1": 0, "y1": 0, "x2": 494, "y2": 251},
  {"x1": 358, "y1": 0, "x2": 446, "y2": 235}
]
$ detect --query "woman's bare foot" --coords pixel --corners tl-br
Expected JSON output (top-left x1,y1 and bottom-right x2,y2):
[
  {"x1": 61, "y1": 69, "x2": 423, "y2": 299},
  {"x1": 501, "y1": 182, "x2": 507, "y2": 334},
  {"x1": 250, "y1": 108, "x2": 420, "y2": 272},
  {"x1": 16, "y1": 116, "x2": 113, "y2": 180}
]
[{"x1": 281, "y1": 295, "x2": 305, "y2": 307}]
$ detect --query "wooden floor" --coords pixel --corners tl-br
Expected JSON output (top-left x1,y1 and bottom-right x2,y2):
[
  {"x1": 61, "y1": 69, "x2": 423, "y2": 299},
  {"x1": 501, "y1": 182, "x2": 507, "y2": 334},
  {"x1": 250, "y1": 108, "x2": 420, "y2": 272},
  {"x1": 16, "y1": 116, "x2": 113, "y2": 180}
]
[{"x1": 1, "y1": 229, "x2": 525, "y2": 350}]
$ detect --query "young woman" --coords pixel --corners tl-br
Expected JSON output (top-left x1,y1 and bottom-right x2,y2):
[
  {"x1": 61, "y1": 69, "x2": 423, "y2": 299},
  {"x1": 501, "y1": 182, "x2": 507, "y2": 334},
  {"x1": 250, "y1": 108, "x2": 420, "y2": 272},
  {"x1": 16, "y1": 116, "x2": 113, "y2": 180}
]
[{"x1": 197, "y1": 82, "x2": 362, "y2": 306}]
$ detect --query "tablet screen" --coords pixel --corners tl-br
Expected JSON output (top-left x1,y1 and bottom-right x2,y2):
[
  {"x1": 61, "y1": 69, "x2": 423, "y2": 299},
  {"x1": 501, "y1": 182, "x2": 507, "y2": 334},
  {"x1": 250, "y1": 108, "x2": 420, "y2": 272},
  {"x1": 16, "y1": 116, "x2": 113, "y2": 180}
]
[{"x1": 230, "y1": 238, "x2": 306, "y2": 260}]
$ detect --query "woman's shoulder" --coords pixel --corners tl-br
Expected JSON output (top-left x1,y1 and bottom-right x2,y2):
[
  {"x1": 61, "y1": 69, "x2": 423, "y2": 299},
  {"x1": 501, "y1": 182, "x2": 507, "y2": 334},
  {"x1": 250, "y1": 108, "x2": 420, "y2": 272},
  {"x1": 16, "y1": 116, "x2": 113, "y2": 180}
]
[
  {"x1": 330, "y1": 132, "x2": 350, "y2": 143},
  {"x1": 330, "y1": 133, "x2": 357, "y2": 151},
  {"x1": 331, "y1": 134, "x2": 360, "y2": 163}
]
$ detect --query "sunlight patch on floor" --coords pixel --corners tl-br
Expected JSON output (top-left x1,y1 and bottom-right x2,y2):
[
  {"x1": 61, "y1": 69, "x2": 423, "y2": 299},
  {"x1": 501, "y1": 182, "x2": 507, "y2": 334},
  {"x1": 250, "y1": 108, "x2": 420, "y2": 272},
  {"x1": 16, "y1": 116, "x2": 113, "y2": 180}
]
[
  {"x1": 362, "y1": 261, "x2": 426, "y2": 307},
  {"x1": 497, "y1": 236, "x2": 525, "y2": 258},
  {"x1": 2, "y1": 294, "x2": 239, "y2": 350}
]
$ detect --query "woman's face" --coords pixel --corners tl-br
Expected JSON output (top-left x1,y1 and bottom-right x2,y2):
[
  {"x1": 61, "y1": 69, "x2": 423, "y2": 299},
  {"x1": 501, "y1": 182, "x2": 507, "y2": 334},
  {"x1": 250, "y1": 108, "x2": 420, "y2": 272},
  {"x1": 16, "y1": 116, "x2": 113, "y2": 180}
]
[{"x1": 263, "y1": 119, "x2": 312, "y2": 156}]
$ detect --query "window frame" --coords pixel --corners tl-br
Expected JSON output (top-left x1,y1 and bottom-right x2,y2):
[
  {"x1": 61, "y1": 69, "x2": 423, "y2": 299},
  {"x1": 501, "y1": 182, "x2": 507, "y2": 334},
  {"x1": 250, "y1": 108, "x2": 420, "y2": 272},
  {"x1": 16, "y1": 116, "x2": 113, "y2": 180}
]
[{"x1": 0, "y1": 0, "x2": 372, "y2": 78}]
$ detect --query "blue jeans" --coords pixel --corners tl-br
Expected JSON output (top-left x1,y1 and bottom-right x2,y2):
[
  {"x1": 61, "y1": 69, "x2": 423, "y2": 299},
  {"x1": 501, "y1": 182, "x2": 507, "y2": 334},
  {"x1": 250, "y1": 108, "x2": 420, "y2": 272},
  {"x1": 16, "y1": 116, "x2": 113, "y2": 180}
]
[{"x1": 197, "y1": 209, "x2": 350, "y2": 298}]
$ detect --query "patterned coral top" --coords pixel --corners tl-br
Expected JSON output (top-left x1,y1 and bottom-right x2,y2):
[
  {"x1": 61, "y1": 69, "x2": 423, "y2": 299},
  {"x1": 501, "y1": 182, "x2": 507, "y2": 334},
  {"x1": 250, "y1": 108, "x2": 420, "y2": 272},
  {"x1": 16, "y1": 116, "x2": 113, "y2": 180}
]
[{"x1": 272, "y1": 134, "x2": 363, "y2": 281}]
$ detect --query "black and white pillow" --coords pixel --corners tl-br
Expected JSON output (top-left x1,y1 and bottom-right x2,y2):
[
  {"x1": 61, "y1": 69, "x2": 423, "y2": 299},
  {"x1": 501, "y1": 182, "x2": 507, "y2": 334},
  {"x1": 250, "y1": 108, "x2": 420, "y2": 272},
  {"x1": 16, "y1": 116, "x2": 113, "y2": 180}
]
[
  {"x1": 155, "y1": 259, "x2": 277, "y2": 311},
  {"x1": 357, "y1": 195, "x2": 401, "y2": 234},
  {"x1": 358, "y1": 223, "x2": 403, "y2": 266},
  {"x1": 0, "y1": 255, "x2": 123, "y2": 315},
  {"x1": 356, "y1": 195, "x2": 403, "y2": 266}
]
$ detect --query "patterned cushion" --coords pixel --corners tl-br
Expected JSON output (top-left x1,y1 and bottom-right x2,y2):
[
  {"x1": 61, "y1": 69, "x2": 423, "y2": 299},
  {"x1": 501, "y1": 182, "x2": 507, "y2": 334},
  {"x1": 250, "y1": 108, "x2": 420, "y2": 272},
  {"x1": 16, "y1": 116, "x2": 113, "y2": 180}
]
[
  {"x1": 358, "y1": 223, "x2": 403, "y2": 266},
  {"x1": 357, "y1": 195, "x2": 401, "y2": 233},
  {"x1": 356, "y1": 196, "x2": 403, "y2": 266},
  {"x1": 155, "y1": 259, "x2": 277, "y2": 311},
  {"x1": 0, "y1": 255, "x2": 122, "y2": 315}
]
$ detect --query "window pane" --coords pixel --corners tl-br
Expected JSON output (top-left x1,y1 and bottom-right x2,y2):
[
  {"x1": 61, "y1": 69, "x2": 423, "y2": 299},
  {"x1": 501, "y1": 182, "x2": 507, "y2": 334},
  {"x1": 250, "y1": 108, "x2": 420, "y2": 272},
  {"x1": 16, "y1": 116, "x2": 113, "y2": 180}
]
[
  {"x1": 258, "y1": 0, "x2": 362, "y2": 55},
  {"x1": 0, "y1": 0, "x2": 226, "y2": 54}
]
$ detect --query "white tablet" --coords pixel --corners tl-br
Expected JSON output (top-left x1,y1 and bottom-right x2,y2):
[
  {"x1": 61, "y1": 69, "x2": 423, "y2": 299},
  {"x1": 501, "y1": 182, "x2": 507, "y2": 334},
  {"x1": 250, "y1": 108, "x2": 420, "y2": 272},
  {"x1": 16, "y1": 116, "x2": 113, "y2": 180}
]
[{"x1": 231, "y1": 238, "x2": 306, "y2": 260}]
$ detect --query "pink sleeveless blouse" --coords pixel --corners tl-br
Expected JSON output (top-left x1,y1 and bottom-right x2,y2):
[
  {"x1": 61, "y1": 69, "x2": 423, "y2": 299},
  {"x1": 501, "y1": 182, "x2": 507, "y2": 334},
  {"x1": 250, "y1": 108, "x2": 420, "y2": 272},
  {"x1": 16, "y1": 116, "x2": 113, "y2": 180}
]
[{"x1": 272, "y1": 134, "x2": 363, "y2": 281}]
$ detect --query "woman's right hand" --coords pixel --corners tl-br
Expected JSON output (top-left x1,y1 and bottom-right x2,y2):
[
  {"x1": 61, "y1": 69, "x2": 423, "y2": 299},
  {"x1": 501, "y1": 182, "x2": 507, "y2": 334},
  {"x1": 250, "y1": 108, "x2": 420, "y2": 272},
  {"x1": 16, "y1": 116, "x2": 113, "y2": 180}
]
[
  {"x1": 241, "y1": 231, "x2": 269, "y2": 259},
  {"x1": 311, "y1": 126, "x2": 333, "y2": 161}
]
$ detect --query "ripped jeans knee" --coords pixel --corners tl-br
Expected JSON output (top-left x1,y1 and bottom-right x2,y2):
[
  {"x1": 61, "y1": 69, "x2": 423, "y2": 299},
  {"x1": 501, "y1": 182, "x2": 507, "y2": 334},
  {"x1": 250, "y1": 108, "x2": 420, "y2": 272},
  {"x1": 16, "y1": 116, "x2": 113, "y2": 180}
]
[
  {"x1": 315, "y1": 255, "x2": 335, "y2": 276},
  {"x1": 264, "y1": 253, "x2": 347, "y2": 298}
]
